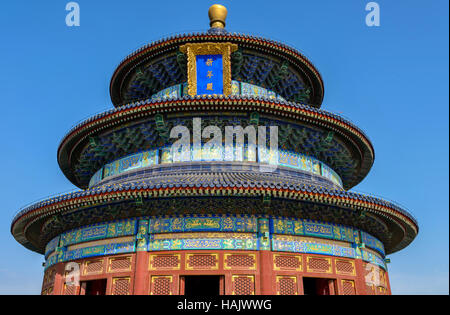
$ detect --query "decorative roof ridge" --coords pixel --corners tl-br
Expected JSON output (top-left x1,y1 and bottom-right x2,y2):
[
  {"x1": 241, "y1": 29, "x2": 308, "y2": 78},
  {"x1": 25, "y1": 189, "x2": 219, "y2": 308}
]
[
  {"x1": 12, "y1": 175, "x2": 417, "y2": 229},
  {"x1": 114, "y1": 31, "x2": 316, "y2": 72}
]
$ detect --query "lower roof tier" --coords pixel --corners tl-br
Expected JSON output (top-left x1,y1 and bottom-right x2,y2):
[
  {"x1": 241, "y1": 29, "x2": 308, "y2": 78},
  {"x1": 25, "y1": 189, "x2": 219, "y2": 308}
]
[
  {"x1": 57, "y1": 96, "x2": 374, "y2": 190},
  {"x1": 12, "y1": 168, "x2": 418, "y2": 256}
]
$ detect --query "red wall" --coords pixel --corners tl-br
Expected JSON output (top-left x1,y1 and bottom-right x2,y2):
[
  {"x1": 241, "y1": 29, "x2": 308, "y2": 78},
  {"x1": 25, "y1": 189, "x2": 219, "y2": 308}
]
[{"x1": 41, "y1": 251, "x2": 390, "y2": 295}]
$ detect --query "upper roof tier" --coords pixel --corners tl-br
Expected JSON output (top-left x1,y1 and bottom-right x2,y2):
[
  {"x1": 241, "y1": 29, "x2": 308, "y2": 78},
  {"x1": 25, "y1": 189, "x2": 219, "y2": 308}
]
[{"x1": 109, "y1": 8, "x2": 324, "y2": 108}]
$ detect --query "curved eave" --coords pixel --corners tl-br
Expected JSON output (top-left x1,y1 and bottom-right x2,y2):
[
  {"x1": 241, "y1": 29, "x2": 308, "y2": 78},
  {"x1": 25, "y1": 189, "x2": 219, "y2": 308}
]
[
  {"x1": 57, "y1": 96, "x2": 374, "y2": 190},
  {"x1": 11, "y1": 182, "x2": 418, "y2": 256},
  {"x1": 109, "y1": 32, "x2": 324, "y2": 107}
]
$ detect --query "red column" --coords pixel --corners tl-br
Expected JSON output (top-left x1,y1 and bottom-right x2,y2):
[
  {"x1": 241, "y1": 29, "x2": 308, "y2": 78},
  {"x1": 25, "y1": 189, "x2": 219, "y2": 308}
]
[
  {"x1": 179, "y1": 276, "x2": 186, "y2": 295},
  {"x1": 52, "y1": 263, "x2": 65, "y2": 295},
  {"x1": 133, "y1": 251, "x2": 148, "y2": 295},
  {"x1": 354, "y1": 259, "x2": 367, "y2": 295},
  {"x1": 328, "y1": 279, "x2": 337, "y2": 295},
  {"x1": 219, "y1": 276, "x2": 225, "y2": 295},
  {"x1": 259, "y1": 251, "x2": 273, "y2": 295}
]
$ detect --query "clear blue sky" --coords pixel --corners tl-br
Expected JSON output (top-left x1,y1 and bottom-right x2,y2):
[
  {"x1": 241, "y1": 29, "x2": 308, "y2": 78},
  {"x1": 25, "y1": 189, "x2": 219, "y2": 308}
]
[{"x1": 0, "y1": 0, "x2": 448, "y2": 295}]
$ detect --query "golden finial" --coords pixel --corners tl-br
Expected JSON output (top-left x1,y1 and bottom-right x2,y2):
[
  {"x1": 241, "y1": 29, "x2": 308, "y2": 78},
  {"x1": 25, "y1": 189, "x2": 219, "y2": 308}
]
[{"x1": 208, "y1": 4, "x2": 228, "y2": 29}]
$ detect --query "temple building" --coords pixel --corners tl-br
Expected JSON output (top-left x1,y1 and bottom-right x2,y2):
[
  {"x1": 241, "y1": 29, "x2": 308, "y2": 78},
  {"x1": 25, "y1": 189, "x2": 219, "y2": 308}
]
[{"x1": 11, "y1": 4, "x2": 418, "y2": 295}]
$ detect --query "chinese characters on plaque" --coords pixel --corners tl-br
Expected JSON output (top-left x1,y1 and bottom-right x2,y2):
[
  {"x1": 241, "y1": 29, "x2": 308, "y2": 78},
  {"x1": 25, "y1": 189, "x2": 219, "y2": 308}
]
[{"x1": 196, "y1": 54, "x2": 223, "y2": 95}]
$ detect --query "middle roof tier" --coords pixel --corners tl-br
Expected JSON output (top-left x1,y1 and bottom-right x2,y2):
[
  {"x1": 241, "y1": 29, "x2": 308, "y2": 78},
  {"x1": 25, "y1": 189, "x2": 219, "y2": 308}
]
[{"x1": 58, "y1": 95, "x2": 374, "y2": 190}]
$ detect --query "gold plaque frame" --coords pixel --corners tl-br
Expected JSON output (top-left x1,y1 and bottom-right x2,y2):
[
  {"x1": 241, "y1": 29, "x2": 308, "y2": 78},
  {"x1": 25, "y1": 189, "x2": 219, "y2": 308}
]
[{"x1": 179, "y1": 42, "x2": 238, "y2": 97}]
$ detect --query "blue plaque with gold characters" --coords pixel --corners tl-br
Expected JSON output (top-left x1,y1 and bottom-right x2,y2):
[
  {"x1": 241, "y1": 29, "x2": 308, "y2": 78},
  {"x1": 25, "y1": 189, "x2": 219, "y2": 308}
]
[
  {"x1": 196, "y1": 54, "x2": 223, "y2": 95},
  {"x1": 180, "y1": 42, "x2": 238, "y2": 96}
]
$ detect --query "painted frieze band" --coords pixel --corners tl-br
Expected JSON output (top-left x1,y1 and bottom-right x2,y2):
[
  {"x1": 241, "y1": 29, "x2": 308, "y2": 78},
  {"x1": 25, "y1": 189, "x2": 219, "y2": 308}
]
[
  {"x1": 149, "y1": 215, "x2": 258, "y2": 234},
  {"x1": 271, "y1": 234, "x2": 357, "y2": 259},
  {"x1": 147, "y1": 81, "x2": 287, "y2": 103},
  {"x1": 60, "y1": 218, "x2": 138, "y2": 247},
  {"x1": 44, "y1": 215, "x2": 386, "y2": 270},
  {"x1": 89, "y1": 147, "x2": 343, "y2": 187},
  {"x1": 149, "y1": 233, "x2": 258, "y2": 252}
]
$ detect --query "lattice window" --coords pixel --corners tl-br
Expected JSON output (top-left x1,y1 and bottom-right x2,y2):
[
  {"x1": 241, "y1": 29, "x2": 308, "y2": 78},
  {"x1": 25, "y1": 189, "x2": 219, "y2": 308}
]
[
  {"x1": 379, "y1": 269, "x2": 387, "y2": 287},
  {"x1": 112, "y1": 277, "x2": 131, "y2": 295},
  {"x1": 151, "y1": 276, "x2": 173, "y2": 295},
  {"x1": 307, "y1": 257, "x2": 331, "y2": 273},
  {"x1": 186, "y1": 254, "x2": 218, "y2": 270},
  {"x1": 150, "y1": 255, "x2": 180, "y2": 270},
  {"x1": 274, "y1": 255, "x2": 302, "y2": 271},
  {"x1": 49, "y1": 269, "x2": 56, "y2": 285},
  {"x1": 364, "y1": 263, "x2": 380, "y2": 280},
  {"x1": 42, "y1": 268, "x2": 56, "y2": 290},
  {"x1": 341, "y1": 280, "x2": 356, "y2": 295},
  {"x1": 277, "y1": 276, "x2": 297, "y2": 295},
  {"x1": 364, "y1": 263, "x2": 386, "y2": 290},
  {"x1": 109, "y1": 257, "x2": 132, "y2": 272},
  {"x1": 232, "y1": 275, "x2": 255, "y2": 295},
  {"x1": 366, "y1": 284, "x2": 376, "y2": 295},
  {"x1": 47, "y1": 269, "x2": 54, "y2": 284},
  {"x1": 64, "y1": 284, "x2": 78, "y2": 295},
  {"x1": 363, "y1": 263, "x2": 371, "y2": 276},
  {"x1": 84, "y1": 259, "x2": 103, "y2": 275},
  {"x1": 335, "y1": 260, "x2": 355, "y2": 275},
  {"x1": 225, "y1": 254, "x2": 256, "y2": 270}
]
